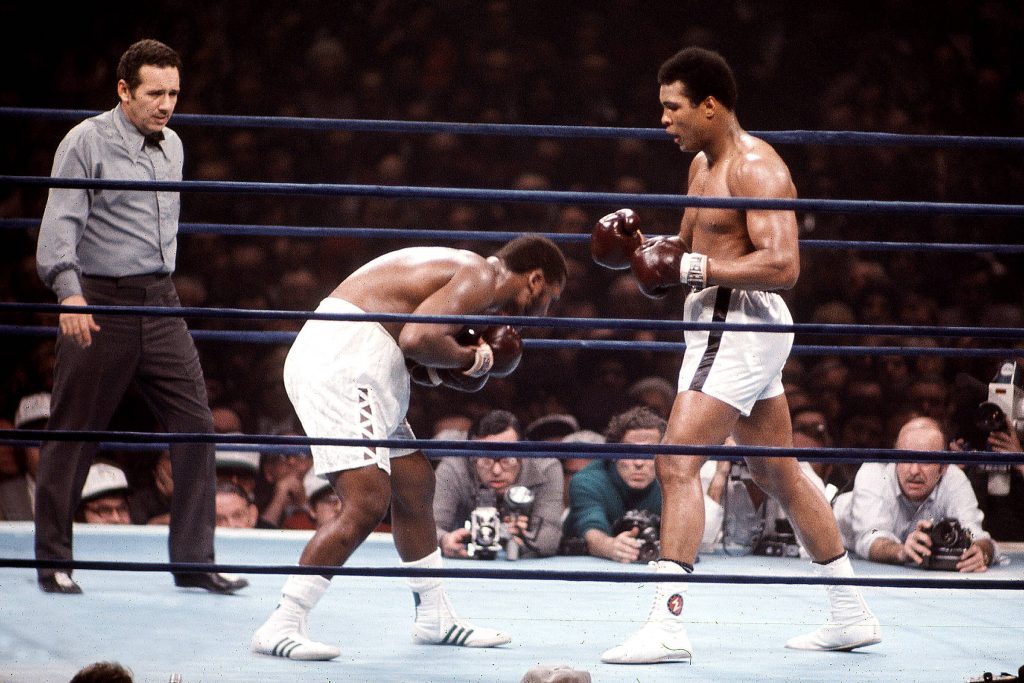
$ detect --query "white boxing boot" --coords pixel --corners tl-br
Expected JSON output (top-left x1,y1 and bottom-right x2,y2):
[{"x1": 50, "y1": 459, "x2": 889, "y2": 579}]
[
  {"x1": 252, "y1": 575, "x2": 341, "y2": 661},
  {"x1": 406, "y1": 549, "x2": 511, "y2": 647},
  {"x1": 601, "y1": 560, "x2": 693, "y2": 664},
  {"x1": 785, "y1": 553, "x2": 882, "y2": 652}
]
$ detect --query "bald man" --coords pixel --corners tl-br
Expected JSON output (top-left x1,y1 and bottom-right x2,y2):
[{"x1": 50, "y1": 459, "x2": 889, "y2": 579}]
[{"x1": 834, "y1": 417, "x2": 997, "y2": 572}]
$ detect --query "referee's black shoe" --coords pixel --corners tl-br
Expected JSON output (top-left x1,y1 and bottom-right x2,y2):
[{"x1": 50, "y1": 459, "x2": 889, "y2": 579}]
[
  {"x1": 173, "y1": 572, "x2": 249, "y2": 594},
  {"x1": 38, "y1": 572, "x2": 83, "y2": 594}
]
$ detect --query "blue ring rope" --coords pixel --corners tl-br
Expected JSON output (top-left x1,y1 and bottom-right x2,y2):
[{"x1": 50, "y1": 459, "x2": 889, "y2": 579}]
[
  {"x1": 1, "y1": 324, "x2": 1018, "y2": 359},
  {"x1": 4, "y1": 429, "x2": 1022, "y2": 467},
  {"x1": 2, "y1": 175, "x2": 1021, "y2": 217},
  {"x1": 3, "y1": 218, "x2": 1021, "y2": 254},
  {"x1": 0, "y1": 558, "x2": 1018, "y2": 590},
  {"x1": 3, "y1": 302, "x2": 1022, "y2": 340},
  {"x1": 3, "y1": 107, "x2": 1023, "y2": 150}
]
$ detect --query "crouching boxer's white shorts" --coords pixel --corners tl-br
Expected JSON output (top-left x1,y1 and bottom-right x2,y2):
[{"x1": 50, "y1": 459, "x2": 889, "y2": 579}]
[
  {"x1": 284, "y1": 297, "x2": 417, "y2": 476},
  {"x1": 677, "y1": 286, "x2": 794, "y2": 417}
]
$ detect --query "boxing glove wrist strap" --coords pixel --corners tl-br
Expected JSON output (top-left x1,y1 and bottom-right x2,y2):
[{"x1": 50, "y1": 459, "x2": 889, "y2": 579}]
[
  {"x1": 462, "y1": 342, "x2": 494, "y2": 377},
  {"x1": 680, "y1": 252, "x2": 708, "y2": 291}
]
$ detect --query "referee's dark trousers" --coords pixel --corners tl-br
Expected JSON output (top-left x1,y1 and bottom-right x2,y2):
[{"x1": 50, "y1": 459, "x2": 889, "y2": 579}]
[{"x1": 35, "y1": 273, "x2": 216, "y2": 580}]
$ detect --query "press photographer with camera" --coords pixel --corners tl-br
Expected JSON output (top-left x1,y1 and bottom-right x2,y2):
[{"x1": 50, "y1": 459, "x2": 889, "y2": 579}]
[
  {"x1": 834, "y1": 417, "x2": 998, "y2": 572},
  {"x1": 952, "y1": 359, "x2": 1024, "y2": 542},
  {"x1": 563, "y1": 407, "x2": 727, "y2": 563},
  {"x1": 433, "y1": 410, "x2": 563, "y2": 559}
]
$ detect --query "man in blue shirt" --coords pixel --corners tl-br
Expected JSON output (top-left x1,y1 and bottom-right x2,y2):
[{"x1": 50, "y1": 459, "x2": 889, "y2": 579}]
[{"x1": 33, "y1": 39, "x2": 243, "y2": 595}]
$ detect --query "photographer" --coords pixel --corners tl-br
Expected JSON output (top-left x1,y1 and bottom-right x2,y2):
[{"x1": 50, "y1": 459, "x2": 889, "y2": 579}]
[
  {"x1": 563, "y1": 407, "x2": 726, "y2": 563},
  {"x1": 834, "y1": 417, "x2": 998, "y2": 572},
  {"x1": 433, "y1": 410, "x2": 563, "y2": 559},
  {"x1": 959, "y1": 425, "x2": 1024, "y2": 542}
]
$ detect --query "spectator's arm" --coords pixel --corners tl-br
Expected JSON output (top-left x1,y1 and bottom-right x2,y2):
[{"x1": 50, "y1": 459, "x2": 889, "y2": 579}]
[
  {"x1": 584, "y1": 527, "x2": 641, "y2": 563},
  {"x1": 849, "y1": 465, "x2": 902, "y2": 559},
  {"x1": 432, "y1": 458, "x2": 468, "y2": 542},
  {"x1": 514, "y1": 459, "x2": 564, "y2": 558}
]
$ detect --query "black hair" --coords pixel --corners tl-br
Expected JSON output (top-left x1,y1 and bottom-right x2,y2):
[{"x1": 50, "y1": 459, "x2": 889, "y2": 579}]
[
  {"x1": 70, "y1": 662, "x2": 134, "y2": 683},
  {"x1": 216, "y1": 480, "x2": 254, "y2": 504},
  {"x1": 468, "y1": 409, "x2": 523, "y2": 440},
  {"x1": 657, "y1": 46, "x2": 737, "y2": 111},
  {"x1": 494, "y1": 235, "x2": 567, "y2": 286},
  {"x1": 117, "y1": 39, "x2": 182, "y2": 91}
]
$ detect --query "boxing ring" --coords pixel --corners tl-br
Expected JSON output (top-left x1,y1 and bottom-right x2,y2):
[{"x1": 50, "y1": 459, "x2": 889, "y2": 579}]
[
  {"x1": 1, "y1": 523, "x2": 1021, "y2": 682},
  {"x1": 1, "y1": 108, "x2": 1024, "y2": 682}
]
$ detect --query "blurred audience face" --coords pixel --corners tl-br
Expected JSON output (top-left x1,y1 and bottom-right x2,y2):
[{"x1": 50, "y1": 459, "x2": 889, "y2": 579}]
[
  {"x1": 80, "y1": 494, "x2": 131, "y2": 524},
  {"x1": 216, "y1": 486, "x2": 258, "y2": 528},
  {"x1": 473, "y1": 426, "x2": 521, "y2": 493},
  {"x1": 212, "y1": 406, "x2": 243, "y2": 433},
  {"x1": 614, "y1": 427, "x2": 660, "y2": 490},
  {"x1": 217, "y1": 467, "x2": 257, "y2": 496},
  {"x1": 309, "y1": 490, "x2": 343, "y2": 528}
]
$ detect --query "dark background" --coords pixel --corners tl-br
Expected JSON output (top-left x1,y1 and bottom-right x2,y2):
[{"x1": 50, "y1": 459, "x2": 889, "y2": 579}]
[{"x1": 1, "y1": 1, "x2": 1022, "y2": 448}]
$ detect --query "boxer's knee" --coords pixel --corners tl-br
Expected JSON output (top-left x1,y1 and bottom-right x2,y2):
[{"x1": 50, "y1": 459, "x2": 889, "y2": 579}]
[{"x1": 655, "y1": 454, "x2": 704, "y2": 491}]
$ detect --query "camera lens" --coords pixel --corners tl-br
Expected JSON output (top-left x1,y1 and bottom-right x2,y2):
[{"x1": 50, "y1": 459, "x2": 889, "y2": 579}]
[{"x1": 974, "y1": 402, "x2": 1008, "y2": 433}]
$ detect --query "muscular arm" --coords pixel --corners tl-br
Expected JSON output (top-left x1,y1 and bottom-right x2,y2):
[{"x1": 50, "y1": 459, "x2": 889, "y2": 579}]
[
  {"x1": 398, "y1": 259, "x2": 496, "y2": 368},
  {"x1": 704, "y1": 155, "x2": 800, "y2": 291}
]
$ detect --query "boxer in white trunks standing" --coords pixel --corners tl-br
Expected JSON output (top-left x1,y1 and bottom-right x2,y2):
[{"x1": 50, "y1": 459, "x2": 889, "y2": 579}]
[
  {"x1": 591, "y1": 47, "x2": 881, "y2": 663},
  {"x1": 252, "y1": 236, "x2": 566, "y2": 661}
]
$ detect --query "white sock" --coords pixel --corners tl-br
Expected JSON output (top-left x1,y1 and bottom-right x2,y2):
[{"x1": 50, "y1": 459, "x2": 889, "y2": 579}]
[
  {"x1": 814, "y1": 552, "x2": 870, "y2": 621},
  {"x1": 649, "y1": 560, "x2": 689, "y2": 625},
  {"x1": 269, "y1": 575, "x2": 331, "y2": 630},
  {"x1": 404, "y1": 548, "x2": 444, "y2": 595},
  {"x1": 814, "y1": 552, "x2": 854, "y2": 578}
]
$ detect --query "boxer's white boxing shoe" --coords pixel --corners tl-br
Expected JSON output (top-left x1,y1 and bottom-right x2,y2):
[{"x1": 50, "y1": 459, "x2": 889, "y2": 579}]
[
  {"x1": 251, "y1": 575, "x2": 340, "y2": 661},
  {"x1": 600, "y1": 619, "x2": 693, "y2": 664},
  {"x1": 251, "y1": 615, "x2": 341, "y2": 661},
  {"x1": 785, "y1": 554, "x2": 881, "y2": 652},
  {"x1": 411, "y1": 588, "x2": 511, "y2": 647},
  {"x1": 601, "y1": 560, "x2": 693, "y2": 664}
]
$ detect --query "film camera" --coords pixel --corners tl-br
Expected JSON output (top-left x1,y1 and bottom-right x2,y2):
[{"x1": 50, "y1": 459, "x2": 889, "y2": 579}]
[
  {"x1": 954, "y1": 360, "x2": 1024, "y2": 496},
  {"x1": 611, "y1": 509, "x2": 661, "y2": 563},
  {"x1": 466, "y1": 485, "x2": 536, "y2": 561},
  {"x1": 920, "y1": 518, "x2": 973, "y2": 571},
  {"x1": 753, "y1": 519, "x2": 802, "y2": 558}
]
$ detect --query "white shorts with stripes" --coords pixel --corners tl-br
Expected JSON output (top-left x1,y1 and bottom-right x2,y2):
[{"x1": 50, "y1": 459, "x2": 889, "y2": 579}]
[
  {"x1": 676, "y1": 286, "x2": 794, "y2": 417},
  {"x1": 283, "y1": 297, "x2": 417, "y2": 476}
]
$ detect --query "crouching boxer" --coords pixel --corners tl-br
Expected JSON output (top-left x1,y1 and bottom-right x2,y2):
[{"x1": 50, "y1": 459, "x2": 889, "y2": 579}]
[
  {"x1": 252, "y1": 236, "x2": 566, "y2": 661},
  {"x1": 591, "y1": 47, "x2": 880, "y2": 664}
]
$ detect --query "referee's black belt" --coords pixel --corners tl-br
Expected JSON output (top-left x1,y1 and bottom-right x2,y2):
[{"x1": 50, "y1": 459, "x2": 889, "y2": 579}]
[{"x1": 81, "y1": 272, "x2": 171, "y2": 288}]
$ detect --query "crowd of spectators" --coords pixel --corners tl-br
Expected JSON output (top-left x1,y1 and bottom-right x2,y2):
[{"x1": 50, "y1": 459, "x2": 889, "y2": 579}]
[{"x1": 0, "y1": 4, "x2": 1022, "y2": 549}]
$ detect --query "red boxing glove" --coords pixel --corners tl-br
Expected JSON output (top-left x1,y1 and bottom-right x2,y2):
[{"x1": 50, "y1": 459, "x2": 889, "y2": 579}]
[
  {"x1": 591, "y1": 208, "x2": 642, "y2": 270},
  {"x1": 630, "y1": 237, "x2": 682, "y2": 299},
  {"x1": 630, "y1": 237, "x2": 708, "y2": 299},
  {"x1": 455, "y1": 325, "x2": 523, "y2": 378}
]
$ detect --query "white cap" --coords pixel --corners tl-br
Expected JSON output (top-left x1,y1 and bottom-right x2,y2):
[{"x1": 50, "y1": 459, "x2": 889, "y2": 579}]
[
  {"x1": 15, "y1": 392, "x2": 51, "y2": 428},
  {"x1": 303, "y1": 469, "x2": 332, "y2": 501},
  {"x1": 561, "y1": 429, "x2": 606, "y2": 444},
  {"x1": 80, "y1": 463, "x2": 129, "y2": 503},
  {"x1": 432, "y1": 428, "x2": 468, "y2": 442},
  {"x1": 215, "y1": 447, "x2": 260, "y2": 473}
]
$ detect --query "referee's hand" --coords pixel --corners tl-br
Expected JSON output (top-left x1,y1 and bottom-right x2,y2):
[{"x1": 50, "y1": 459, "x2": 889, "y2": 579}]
[{"x1": 59, "y1": 294, "x2": 101, "y2": 347}]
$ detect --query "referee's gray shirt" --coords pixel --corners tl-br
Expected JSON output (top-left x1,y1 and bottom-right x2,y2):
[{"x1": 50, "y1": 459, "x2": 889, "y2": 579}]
[{"x1": 36, "y1": 104, "x2": 183, "y2": 302}]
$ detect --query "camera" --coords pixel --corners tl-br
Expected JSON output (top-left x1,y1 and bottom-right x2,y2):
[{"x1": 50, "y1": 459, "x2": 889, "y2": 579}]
[
  {"x1": 466, "y1": 506, "x2": 502, "y2": 560},
  {"x1": 466, "y1": 485, "x2": 536, "y2": 561},
  {"x1": 753, "y1": 519, "x2": 802, "y2": 558},
  {"x1": 955, "y1": 361, "x2": 1023, "y2": 496},
  {"x1": 611, "y1": 509, "x2": 661, "y2": 563},
  {"x1": 920, "y1": 518, "x2": 973, "y2": 571}
]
